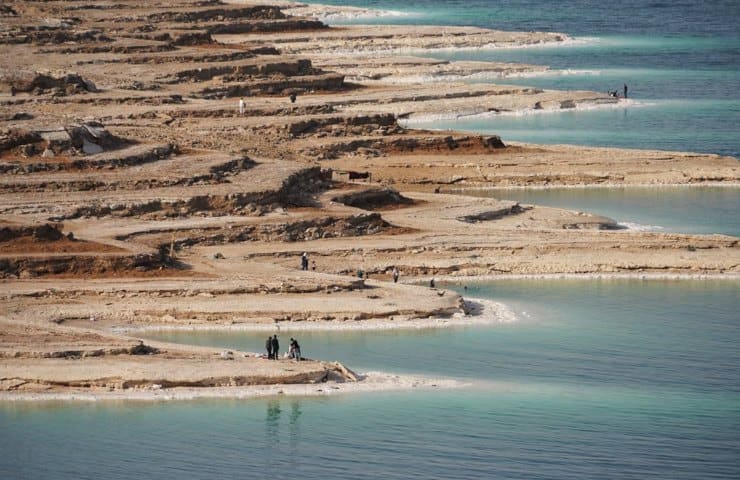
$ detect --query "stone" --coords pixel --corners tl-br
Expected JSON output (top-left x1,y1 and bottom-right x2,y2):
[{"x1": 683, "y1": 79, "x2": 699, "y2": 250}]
[
  {"x1": 81, "y1": 138, "x2": 103, "y2": 154},
  {"x1": 560, "y1": 99, "x2": 577, "y2": 109}
]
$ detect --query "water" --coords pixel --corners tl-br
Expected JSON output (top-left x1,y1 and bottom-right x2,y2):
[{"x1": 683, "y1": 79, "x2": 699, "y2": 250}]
[
  {"x1": 454, "y1": 186, "x2": 740, "y2": 236},
  {"x1": 311, "y1": 0, "x2": 740, "y2": 157},
  {"x1": 3, "y1": 280, "x2": 739, "y2": 479}
]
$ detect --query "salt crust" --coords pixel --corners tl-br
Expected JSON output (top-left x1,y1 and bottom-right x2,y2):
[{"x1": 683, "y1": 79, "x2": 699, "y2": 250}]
[
  {"x1": 0, "y1": 372, "x2": 468, "y2": 402},
  {"x1": 112, "y1": 298, "x2": 518, "y2": 334},
  {"x1": 400, "y1": 98, "x2": 646, "y2": 124}
]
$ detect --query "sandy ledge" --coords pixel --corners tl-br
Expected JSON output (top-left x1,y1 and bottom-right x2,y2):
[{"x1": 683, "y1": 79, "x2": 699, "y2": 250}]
[
  {"x1": 0, "y1": 371, "x2": 467, "y2": 402},
  {"x1": 111, "y1": 298, "x2": 518, "y2": 333}
]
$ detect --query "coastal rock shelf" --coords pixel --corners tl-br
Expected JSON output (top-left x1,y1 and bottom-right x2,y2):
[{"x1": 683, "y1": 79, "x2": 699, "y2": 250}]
[{"x1": 0, "y1": 0, "x2": 738, "y2": 398}]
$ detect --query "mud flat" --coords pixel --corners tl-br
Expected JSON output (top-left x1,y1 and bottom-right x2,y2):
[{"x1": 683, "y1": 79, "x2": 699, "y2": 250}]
[{"x1": 0, "y1": 0, "x2": 738, "y2": 400}]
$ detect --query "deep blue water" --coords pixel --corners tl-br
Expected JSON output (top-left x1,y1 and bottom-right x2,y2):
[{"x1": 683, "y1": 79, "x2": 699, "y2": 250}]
[
  {"x1": 314, "y1": 0, "x2": 740, "y2": 157},
  {"x1": 3, "y1": 280, "x2": 739, "y2": 479}
]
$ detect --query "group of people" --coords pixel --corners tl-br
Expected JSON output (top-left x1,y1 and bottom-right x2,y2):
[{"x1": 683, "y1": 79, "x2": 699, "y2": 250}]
[
  {"x1": 301, "y1": 253, "x2": 403, "y2": 283},
  {"x1": 609, "y1": 84, "x2": 629, "y2": 98},
  {"x1": 264, "y1": 335, "x2": 302, "y2": 361},
  {"x1": 300, "y1": 252, "x2": 317, "y2": 271}
]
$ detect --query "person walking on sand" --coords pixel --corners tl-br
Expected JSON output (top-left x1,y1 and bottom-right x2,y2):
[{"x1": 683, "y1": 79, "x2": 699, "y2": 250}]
[
  {"x1": 271, "y1": 335, "x2": 280, "y2": 360},
  {"x1": 265, "y1": 336, "x2": 273, "y2": 359},
  {"x1": 392, "y1": 267, "x2": 400, "y2": 283},
  {"x1": 623, "y1": 84, "x2": 628, "y2": 98},
  {"x1": 301, "y1": 252, "x2": 309, "y2": 271},
  {"x1": 238, "y1": 97, "x2": 245, "y2": 115}
]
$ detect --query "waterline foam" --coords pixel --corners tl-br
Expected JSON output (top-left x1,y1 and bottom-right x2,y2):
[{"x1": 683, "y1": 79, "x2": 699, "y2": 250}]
[{"x1": 400, "y1": 98, "x2": 646, "y2": 126}]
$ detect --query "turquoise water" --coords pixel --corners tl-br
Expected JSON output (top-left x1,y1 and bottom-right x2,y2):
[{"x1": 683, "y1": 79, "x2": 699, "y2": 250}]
[
  {"x1": 3, "y1": 280, "x2": 739, "y2": 479},
  {"x1": 454, "y1": 186, "x2": 740, "y2": 236},
  {"x1": 313, "y1": 0, "x2": 740, "y2": 157}
]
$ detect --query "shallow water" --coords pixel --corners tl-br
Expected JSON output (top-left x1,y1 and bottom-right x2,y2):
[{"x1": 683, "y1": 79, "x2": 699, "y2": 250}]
[
  {"x1": 3, "y1": 280, "x2": 739, "y2": 479},
  {"x1": 312, "y1": 0, "x2": 740, "y2": 157},
  {"x1": 451, "y1": 186, "x2": 740, "y2": 236}
]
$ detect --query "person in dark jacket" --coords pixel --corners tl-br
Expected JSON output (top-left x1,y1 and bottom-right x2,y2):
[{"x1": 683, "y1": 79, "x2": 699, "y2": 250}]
[
  {"x1": 271, "y1": 335, "x2": 280, "y2": 360},
  {"x1": 301, "y1": 252, "x2": 309, "y2": 271},
  {"x1": 293, "y1": 338, "x2": 301, "y2": 361},
  {"x1": 265, "y1": 336, "x2": 273, "y2": 359}
]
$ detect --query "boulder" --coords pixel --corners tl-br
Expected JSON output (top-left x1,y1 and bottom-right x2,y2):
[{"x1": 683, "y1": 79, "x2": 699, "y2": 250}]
[
  {"x1": 2, "y1": 70, "x2": 98, "y2": 94},
  {"x1": 483, "y1": 135, "x2": 506, "y2": 149}
]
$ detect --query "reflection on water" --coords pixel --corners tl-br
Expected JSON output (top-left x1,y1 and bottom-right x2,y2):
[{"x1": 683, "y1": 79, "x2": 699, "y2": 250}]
[
  {"x1": 265, "y1": 400, "x2": 303, "y2": 454},
  {"x1": 266, "y1": 400, "x2": 282, "y2": 441}
]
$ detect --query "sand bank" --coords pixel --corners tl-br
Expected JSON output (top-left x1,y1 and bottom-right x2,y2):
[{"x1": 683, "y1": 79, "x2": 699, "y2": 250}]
[
  {"x1": 0, "y1": 371, "x2": 466, "y2": 402},
  {"x1": 109, "y1": 298, "x2": 518, "y2": 333}
]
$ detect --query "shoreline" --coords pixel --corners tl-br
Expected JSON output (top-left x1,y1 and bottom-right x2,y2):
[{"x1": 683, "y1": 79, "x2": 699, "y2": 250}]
[
  {"x1": 432, "y1": 272, "x2": 740, "y2": 283},
  {"x1": 399, "y1": 97, "x2": 641, "y2": 124},
  {"x1": 445, "y1": 180, "x2": 740, "y2": 191},
  {"x1": 112, "y1": 298, "x2": 517, "y2": 333},
  {"x1": 0, "y1": 371, "x2": 468, "y2": 403},
  {"x1": 97, "y1": 271, "x2": 740, "y2": 336}
]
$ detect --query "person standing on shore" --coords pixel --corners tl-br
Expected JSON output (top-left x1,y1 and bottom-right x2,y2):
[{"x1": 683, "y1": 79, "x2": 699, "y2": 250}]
[
  {"x1": 392, "y1": 267, "x2": 400, "y2": 283},
  {"x1": 238, "y1": 97, "x2": 245, "y2": 115},
  {"x1": 623, "y1": 84, "x2": 628, "y2": 98},
  {"x1": 293, "y1": 338, "x2": 301, "y2": 361},
  {"x1": 301, "y1": 252, "x2": 309, "y2": 271},
  {"x1": 265, "y1": 336, "x2": 273, "y2": 359},
  {"x1": 271, "y1": 335, "x2": 280, "y2": 360}
]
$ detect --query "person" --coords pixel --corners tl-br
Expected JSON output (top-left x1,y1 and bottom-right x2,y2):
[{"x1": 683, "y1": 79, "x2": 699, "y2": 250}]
[
  {"x1": 392, "y1": 267, "x2": 400, "y2": 283},
  {"x1": 288, "y1": 338, "x2": 295, "y2": 359},
  {"x1": 301, "y1": 252, "x2": 309, "y2": 271},
  {"x1": 238, "y1": 97, "x2": 245, "y2": 115},
  {"x1": 271, "y1": 335, "x2": 280, "y2": 360},
  {"x1": 623, "y1": 84, "x2": 628, "y2": 98},
  {"x1": 430, "y1": 277, "x2": 435, "y2": 288},
  {"x1": 265, "y1": 336, "x2": 273, "y2": 359},
  {"x1": 293, "y1": 338, "x2": 301, "y2": 361}
]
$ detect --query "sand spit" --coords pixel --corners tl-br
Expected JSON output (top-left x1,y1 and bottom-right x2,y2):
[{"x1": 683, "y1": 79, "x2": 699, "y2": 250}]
[
  {"x1": 0, "y1": 371, "x2": 467, "y2": 402},
  {"x1": 107, "y1": 298, "x2": 518, "y2": 333},
  {"x1": 0, "y1": 0, "x2": 738, "y2": 399}
]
